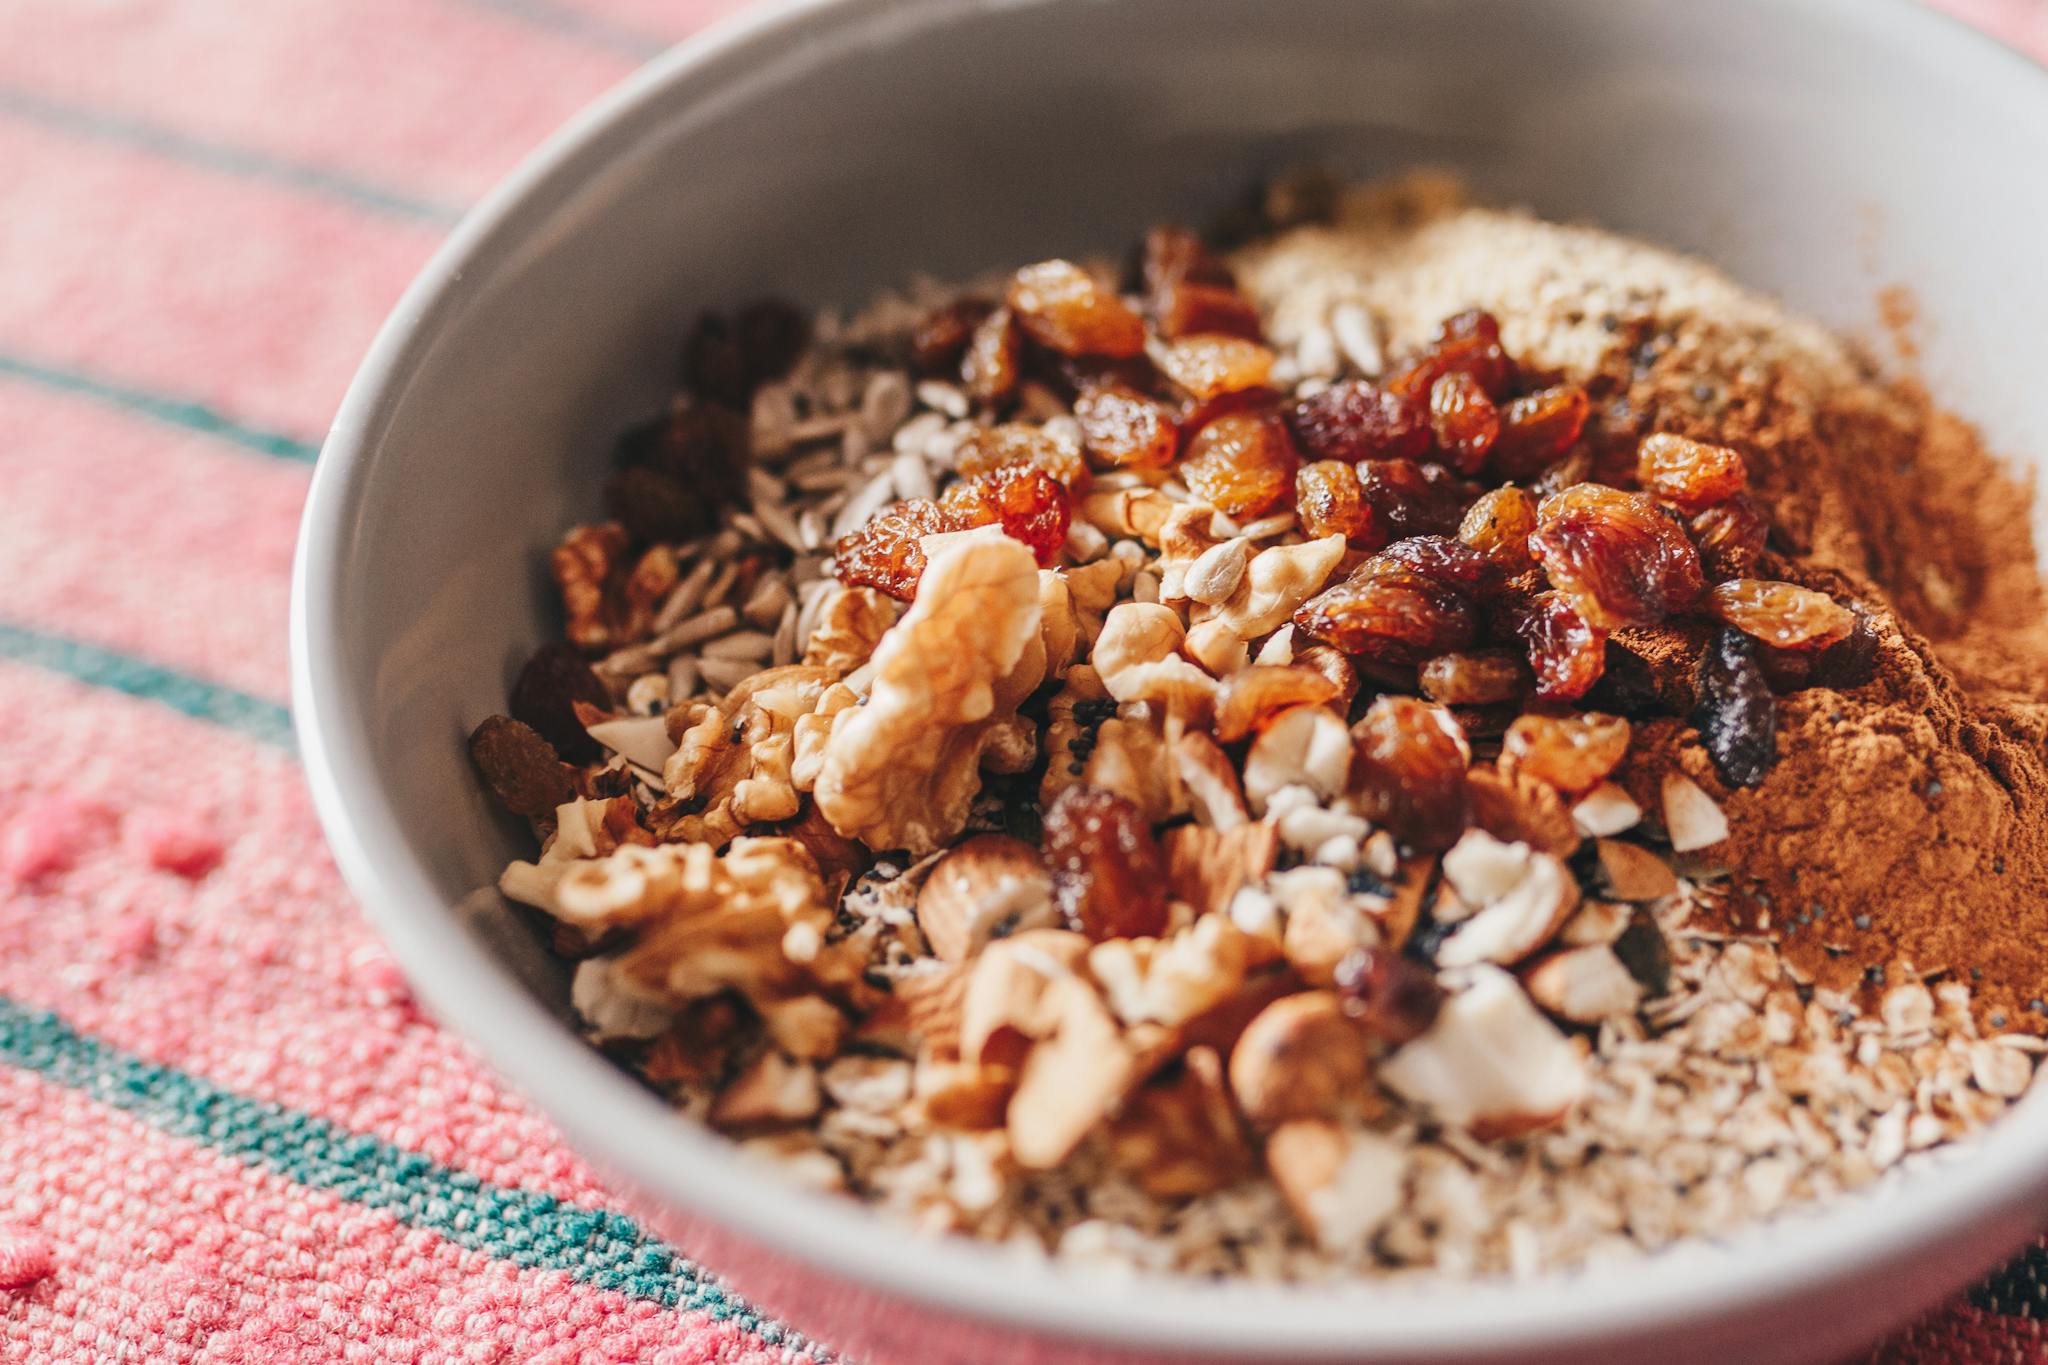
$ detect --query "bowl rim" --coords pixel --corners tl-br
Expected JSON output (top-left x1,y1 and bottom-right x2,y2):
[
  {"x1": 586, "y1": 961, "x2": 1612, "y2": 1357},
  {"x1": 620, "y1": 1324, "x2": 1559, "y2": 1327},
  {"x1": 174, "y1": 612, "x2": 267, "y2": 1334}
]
[{"x1": 292, "y1": 0, "x2": 2048, "y2": 1354}]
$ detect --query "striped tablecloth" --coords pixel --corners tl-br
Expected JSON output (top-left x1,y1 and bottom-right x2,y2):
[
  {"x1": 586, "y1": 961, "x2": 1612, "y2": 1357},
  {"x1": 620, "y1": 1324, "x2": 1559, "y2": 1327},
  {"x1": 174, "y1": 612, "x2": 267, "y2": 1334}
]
[{"x1": 2, "y1": 1, "x2": 2045, "y2": 1360}]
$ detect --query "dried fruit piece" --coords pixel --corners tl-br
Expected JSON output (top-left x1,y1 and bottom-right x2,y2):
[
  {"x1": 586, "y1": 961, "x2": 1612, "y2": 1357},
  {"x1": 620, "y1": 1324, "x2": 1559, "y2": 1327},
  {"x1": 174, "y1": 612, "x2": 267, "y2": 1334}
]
[
  {"x1": 1705, "y1": 579, "x2": 1856, "y2": 651},
  {"x1": 1214, "y1": 665, "x2": 1342, "y2": 743},
  {"x1": 510, "y1": 643, "x2": 612, "y2": 763},
  {"x1": 832, "y1": 497, "x2": 956, "y2": 599},
  {"x1": 1502, "y1": 713, "x2": 1631, "y2": 794},
  {"x1": 1349, "y1": 695, "x2": 1471, "y2": 848},
  {"x1": 682, "y1": 302, "x2": 808, "y2": 406},
  {"x1": 1151, "y1": 334, "x2": 1276, "y2": 400},
  {"x1": 1293, "y1": 563, "x2": 1476, "y2": 665},
  {"x1": 910, "y1": 297, "x2": 995, "y2": 374},
  {"x1": 1513, "y1": 591, "x2": 1609, "y2": 703},
  {"x1": 1530, "y1": 483, "x2": 1705, "y2": 629},
  {"x1": 1371, "y1": 536, "x2": 1502, "y2": 594},
  {"x1": 1180, "y1": 410, "x2": 1300, "y2": 517},
  {"x1": 1156, "y1": 281, "x2": 1265, "y2": 341},
  {"x1": 732, "y1": 300, "x2": 810, "y2": 388},
  {"x1": 1006, "y1": 260, "x2": 1146, "y2": 358},
  {"x1": 1693, "y1": 627, "x2": 1778, "y2": 787},
  {"x1": 1491, "y1": 385, "x2": 1590, "y2": 480},
  {"x1": 1636, "y1": 432, "x2": 1748, "y2": 512},
  {"x1": 1073, "y1": 383, "x2": 1177, "y2": 468},
  {"x1": 1332, "y1": 946, "x2": 1445, "y2": 1046},
  {"x1": 1141, "y1": 224, "x2": 1236, "y2": 294},
  {"x1": 1419, "y1": 650, "x2": 1525, "y2": 705},
  {"x1": 1357, "y1": 460, "x2": 1471, "y2": 539},
  {"x1": 1144, "y1": 227, "x2": 1263, "y2": 340},
  {"x1": 1687, "y1": 493, "x2": 1769, "y2": 579},
  {"x1": 1426, "y1": 371, "x2": 1498, "y2": 474},
  {"x1": 1387, "y1": 309, "x2": 1514, "y2": 402},
  {"x1": 612, "y1": 398, "x2": 750, "y2": 539},
  {"x1": 962, "y1": 306, "x2": 1022, "y2": 406},
  {"x1": 955, "y1": 422, "x2": 1089, "y2": 487},
  {"x1": 1041, "y1": 784, "x2": 1171, "y2": 941},
  {"x1": 1294, "y1": 460, "x2": 1378, "y2": 546},
  {"x1": 1286, "y1": 380, "x2": 1430, "y2": 463},
  {"x1": 469, "y1": 715, "x2": 574, "y2": 817},
  {"x1": 1812, "y1": 604, "x2": 1880, "y2": 689},
  {"x1": 939, "y1": 464, "x2": 1072, "y2": 566},
  {"x1": 1457, "y1": 485, "x2": 1538, "y2": 574}
]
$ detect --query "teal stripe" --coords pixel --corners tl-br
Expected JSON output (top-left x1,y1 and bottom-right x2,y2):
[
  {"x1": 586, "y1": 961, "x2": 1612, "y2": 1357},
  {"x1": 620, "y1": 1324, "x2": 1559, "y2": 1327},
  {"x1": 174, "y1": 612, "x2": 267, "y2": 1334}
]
[
  {"x1": 0, "y1": 998, "x2": 816, "y2": 1353},
  {"x1": 0, "y1": 623, "x2": 294, "y2": 749},
  {"x1": 0, "y1": 353, "x2": 322, "y2": 462},
  {"x1": 460, "y1": 0, "x2": 669, "y2": 61},
  {"x1": 0, "y1": 86, "x2": 463, "y2": 225}
]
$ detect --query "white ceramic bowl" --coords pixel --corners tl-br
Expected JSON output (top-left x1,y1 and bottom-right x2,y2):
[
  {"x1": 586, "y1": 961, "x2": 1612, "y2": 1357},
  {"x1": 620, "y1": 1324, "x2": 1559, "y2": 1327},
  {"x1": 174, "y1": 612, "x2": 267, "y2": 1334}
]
[{"x1": 292, "y1": 1, "x2": 2048, "y2": 1360}]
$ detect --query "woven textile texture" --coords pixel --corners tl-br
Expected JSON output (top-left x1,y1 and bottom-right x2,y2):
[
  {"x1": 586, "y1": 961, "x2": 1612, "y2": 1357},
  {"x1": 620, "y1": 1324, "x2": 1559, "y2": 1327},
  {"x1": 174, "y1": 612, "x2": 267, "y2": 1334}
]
[{"x1": 2, "y1": 1, "x2": 2046, "y2": 1361}]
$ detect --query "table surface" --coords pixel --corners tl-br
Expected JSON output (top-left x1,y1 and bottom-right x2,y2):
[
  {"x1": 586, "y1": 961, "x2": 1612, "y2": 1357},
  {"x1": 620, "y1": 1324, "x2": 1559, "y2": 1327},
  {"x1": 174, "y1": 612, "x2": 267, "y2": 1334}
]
[{"x1": 2, "y1": 1, "x2": 2045, "y2": 1360}]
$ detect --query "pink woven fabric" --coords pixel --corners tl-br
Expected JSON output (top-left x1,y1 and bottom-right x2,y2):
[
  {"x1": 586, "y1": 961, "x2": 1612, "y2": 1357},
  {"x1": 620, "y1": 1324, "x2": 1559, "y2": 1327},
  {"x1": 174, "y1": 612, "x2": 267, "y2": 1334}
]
[{"x1": 1, "y1": 2, "x2": 2043, "y2": 1362}]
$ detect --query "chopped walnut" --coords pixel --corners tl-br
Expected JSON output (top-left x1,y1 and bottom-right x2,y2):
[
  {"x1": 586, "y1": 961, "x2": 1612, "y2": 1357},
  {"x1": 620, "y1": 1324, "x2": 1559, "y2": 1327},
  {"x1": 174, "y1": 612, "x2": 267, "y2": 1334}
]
[
  {"x1": 552, "y1": 523, "x2": 679, "y2": 649},
  {"x1": 813, "y1": 529, "x2": 1045, "y2": 854},
  {"x1": 551, "y1": 837, "x2": 860, "y2": 1059},
  {"x1": 658, "y1": 665, "x2": 837, "y2": 846},
  {"x1": 802, "y1": 585, "x2": 900, "y2": 675}
]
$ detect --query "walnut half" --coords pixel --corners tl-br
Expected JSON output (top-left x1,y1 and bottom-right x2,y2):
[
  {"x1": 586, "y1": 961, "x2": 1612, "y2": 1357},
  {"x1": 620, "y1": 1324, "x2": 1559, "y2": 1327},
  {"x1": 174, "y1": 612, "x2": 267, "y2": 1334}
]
[{"x1": 814, "y1": 528, "x2": 1045, "y2": 854}]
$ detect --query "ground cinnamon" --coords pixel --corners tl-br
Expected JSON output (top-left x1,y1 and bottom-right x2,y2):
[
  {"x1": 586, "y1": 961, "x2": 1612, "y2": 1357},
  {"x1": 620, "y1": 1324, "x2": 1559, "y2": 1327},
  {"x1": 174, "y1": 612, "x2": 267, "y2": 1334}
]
[{"x1": 1606, "y1": 329, "x2": 2048, "y2": 1030}]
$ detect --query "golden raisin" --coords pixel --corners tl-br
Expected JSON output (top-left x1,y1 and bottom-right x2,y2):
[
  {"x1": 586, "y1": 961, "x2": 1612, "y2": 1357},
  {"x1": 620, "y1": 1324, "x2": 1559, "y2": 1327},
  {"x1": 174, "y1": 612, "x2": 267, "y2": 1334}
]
[
  {"x1": 1501, "y1": 712, "x2": 1631, "y2": 794},
  {"x1": 1418, "y1": 650, "x2": 1525, "y2": 705},
  {"x1": 1636, "y1": 432, "x2": 1748, "y2": 512},
  {"x1": 1530, "y1": 483, "x2": 1705, "y2": 629},
  {"x1": 1371, "y1": 535, "x2": 1502, "y2": 593},
  {"x1": 1357, "y1": 460, "x2": 1474, "y2": 540},
  {"x1": 1706, "y1": 579, "x2": 1856, "y2": 650},
  {"x1": 910, "y1": 297, "x2": 996, "y2": 374},
  {"x1": 1141, "y1": 224, "x2": 1235, "y2": 296},
  {"x1": 1042, "y1": 784, "x2": 1170, "y2": 941},
  {"x1": 1151, "y1": 334, "x2": 1276, "y2": 401},
  {"x1": 1514, "y1": 591, "x2": 1609, "y2": 702},
  {"x1": 938, "y1": 463, "x2": 1072, "y2": 566},
  {"x1": 832, "y1": 498, "x2": 957, "y2": 599},
  {"x1": 1286, "y1": 380, "x2": 1430, "y2": 463},
  {"x1": 1688, "y1": 493, "x2": 1769, "y2": 579},
  {"x1": 1293, "y1": 562, "x2": 1476, "y2": 665},
  {"x1": 1180, "y1": 410, "x2": 1299, "y2": 517},
  {"x1": 1006, "y1": 260, "x2": 1147, "y2": 358},
  {"x1": 1349, "y1": 696, "x2": 1472, "y2": 849},
  {"x1": 1387, "y1": 310, "x2": 1514, "y2": 402},
  {"x1": 1491, "y1": 384, "x2": 1590, "y2": 480},
  {"x1": 1156, "y1": 281, "x2": 1264, "y2": 341},
  {"x1": 1073, "y1": 383, "x2": 1178, "y2": 469},
  {"x1": 962, "y1": 306, "x2": 1022, "y2": 406},
  {"x1": 1427, "y1": 371, "x2": 1499, "y2": 474},
  {"x1": 1457, "y1": 485, "x2": 1537, "y2": 574},
  {"x1": 1295, "y1": 460, "x2": 1379, "y2": 546},
  {"x1": 955, "y1": 422, "x2": 1089, "y2": 487}
]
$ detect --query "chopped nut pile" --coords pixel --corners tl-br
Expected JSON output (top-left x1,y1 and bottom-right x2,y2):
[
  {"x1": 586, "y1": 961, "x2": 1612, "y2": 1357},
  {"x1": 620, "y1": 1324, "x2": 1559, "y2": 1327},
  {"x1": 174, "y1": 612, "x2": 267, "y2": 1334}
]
[{"x1": 468, "y1": 177, "x2": 2042, "y2": 1279}]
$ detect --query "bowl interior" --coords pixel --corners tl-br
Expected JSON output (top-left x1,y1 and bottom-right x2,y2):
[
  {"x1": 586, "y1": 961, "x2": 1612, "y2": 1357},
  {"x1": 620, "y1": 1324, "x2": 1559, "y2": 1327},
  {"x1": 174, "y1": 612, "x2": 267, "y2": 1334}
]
[{"x1": 296, "y1": 0, "x2": 2048, "y2": 1356}]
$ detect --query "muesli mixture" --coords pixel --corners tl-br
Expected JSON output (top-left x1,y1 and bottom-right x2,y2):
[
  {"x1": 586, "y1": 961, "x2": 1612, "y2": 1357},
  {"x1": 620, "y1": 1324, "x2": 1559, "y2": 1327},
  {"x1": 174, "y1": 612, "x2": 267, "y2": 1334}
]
[{"x1": 467, "y1": 174, "x2": 2048, "y2": 1279}]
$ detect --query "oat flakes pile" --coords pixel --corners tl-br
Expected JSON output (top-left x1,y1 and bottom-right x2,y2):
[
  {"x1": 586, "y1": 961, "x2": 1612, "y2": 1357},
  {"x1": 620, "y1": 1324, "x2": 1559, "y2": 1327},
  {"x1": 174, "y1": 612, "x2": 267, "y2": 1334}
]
[{"x1": 467, "y1": 175, "x2": 2040, "y2": 1279}]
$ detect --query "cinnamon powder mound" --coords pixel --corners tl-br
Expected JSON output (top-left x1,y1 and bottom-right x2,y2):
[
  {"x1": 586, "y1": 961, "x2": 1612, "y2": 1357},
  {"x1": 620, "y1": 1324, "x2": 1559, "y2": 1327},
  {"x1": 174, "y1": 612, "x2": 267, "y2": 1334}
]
[{"x1": 1235, "y1": 179, "x2": 2048, "y2": 1027}]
